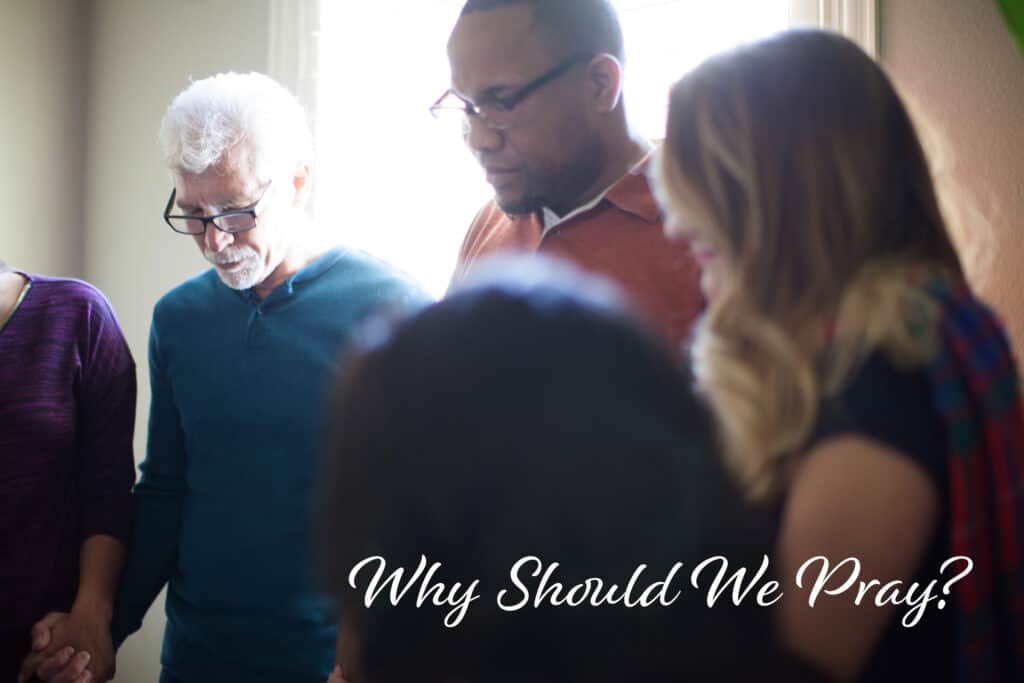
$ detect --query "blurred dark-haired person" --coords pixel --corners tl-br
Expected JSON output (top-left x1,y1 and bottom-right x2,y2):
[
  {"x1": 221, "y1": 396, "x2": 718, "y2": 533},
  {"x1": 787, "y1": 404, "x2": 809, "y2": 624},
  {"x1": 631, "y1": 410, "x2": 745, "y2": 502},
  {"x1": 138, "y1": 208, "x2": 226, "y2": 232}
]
[
  {"x1": 0, "y1": 261, "x2": 135, "y2": 683},
  {"x1": 320, "y1": 257, "x2": 825, "y2": 683},
  {"x1": 653, "y1": 30, "x2": 1024, "y2": 682},
  {"x1": 435, "y1": 0, "x2": 701, "y2": 349}
]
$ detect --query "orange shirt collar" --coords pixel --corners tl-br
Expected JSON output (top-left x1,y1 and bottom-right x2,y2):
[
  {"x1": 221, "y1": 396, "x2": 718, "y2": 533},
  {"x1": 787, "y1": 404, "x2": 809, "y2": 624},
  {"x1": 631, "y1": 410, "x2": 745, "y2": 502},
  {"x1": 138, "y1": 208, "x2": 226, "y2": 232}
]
[{"x1": 602, "y1": 153, "x2": 660, "y2": 224}]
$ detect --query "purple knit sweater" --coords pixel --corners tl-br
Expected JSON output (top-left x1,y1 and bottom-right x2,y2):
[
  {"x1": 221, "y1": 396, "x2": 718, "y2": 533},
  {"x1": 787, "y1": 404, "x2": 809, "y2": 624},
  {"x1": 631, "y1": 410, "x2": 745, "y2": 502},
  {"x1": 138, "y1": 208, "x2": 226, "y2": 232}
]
[{"x1": 0, "y1": 273, "x2": 136, "y2": 676}]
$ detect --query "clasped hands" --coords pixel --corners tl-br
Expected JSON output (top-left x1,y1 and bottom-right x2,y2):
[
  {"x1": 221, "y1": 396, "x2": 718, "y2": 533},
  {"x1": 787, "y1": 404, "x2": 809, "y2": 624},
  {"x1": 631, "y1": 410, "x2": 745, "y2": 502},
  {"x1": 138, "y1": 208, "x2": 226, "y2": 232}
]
[
  {"x1": 17, "y1": 605, "x2": 115, "y2": 683},
  {"x1": 18, "y1": 610, "x2": 352, "y2": 683}
]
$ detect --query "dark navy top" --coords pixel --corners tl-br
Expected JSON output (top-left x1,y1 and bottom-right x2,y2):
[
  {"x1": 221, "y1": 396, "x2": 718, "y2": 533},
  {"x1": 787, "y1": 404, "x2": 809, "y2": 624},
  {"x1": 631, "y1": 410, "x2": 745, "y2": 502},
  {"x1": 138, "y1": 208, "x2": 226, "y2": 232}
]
[{"x1": 810, "y1": 352, "x2": 953, "y2": 682}]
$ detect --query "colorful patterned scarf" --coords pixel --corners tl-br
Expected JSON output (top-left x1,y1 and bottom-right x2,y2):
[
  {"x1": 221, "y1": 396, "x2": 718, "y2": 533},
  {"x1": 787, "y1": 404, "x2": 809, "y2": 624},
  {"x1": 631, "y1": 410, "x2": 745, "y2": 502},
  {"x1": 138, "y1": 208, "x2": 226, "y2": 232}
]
[{"x1": 923, "y1": 276, "x2": 1024, "y2": 682}]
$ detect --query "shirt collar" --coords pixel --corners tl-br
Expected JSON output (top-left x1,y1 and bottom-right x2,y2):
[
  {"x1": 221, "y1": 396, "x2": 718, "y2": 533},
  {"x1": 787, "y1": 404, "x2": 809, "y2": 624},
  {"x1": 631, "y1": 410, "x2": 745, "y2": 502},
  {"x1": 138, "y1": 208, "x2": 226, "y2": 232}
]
[
  {"x1": 540, "y1": 153, "x2": 660, "y2": 235},
  {"x1": 237, "y1": 246, "x2": 347, "y2": 304},
  {"x1": 542, "y1": 185, "x2": 612, "y2": 232},
  {"x1": 605, "y1": 154, "x2": 660, "y2": 223},
  {"x1": 286, "y1": 246, "x2": 346, "y2": 289}
]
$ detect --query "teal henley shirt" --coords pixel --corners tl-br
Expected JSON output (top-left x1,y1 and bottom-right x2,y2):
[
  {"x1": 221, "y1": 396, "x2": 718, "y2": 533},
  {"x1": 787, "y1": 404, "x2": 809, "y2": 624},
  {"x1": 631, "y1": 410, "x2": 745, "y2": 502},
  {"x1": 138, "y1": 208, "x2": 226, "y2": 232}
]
[{"x1": 111, "y1": 247, "x2": 429, "y2": 682}]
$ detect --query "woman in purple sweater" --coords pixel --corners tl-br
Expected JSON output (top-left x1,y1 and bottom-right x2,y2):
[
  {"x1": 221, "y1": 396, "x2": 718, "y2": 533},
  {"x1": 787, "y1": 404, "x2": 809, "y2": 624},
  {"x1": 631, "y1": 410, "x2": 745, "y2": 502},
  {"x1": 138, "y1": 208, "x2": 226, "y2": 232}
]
[{"x1": 0, "y1": 261, "x2": 136, "y2": 683}]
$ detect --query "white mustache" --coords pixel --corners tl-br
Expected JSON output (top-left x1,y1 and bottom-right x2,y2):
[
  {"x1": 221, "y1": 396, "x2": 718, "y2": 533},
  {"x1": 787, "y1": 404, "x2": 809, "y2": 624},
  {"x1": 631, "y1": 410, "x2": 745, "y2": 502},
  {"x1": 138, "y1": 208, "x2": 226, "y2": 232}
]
[{"x1": 205, "y1": 246, "x2": 257, "y2": 266}]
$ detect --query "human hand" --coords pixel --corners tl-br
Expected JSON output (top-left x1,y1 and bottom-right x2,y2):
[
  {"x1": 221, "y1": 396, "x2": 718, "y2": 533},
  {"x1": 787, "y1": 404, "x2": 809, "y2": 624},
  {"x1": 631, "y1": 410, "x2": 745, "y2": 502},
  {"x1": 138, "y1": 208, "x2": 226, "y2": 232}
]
[
  {"x1": 327, "y1": 664, "x2": 349, "y2": 683},
  {"x1": 18, "y1": 607, "x2": 115, "y2": 683},
  {"x1": 18, "y1": 612, "x2": 87, "y2": 683}
]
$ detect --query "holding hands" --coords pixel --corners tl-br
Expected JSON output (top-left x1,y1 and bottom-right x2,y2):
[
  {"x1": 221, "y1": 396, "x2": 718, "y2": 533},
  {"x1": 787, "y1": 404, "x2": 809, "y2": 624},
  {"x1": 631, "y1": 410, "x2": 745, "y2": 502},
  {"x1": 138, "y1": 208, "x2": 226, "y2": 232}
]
[{"x1": 18, "y1": 607, "x2": 115, "y2": 683}]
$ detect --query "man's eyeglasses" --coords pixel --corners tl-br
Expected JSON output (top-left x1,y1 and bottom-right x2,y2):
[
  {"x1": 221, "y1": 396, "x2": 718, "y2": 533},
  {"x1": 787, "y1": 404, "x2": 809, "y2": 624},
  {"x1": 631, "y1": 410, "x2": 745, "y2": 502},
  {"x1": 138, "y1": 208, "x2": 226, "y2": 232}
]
[
  {"x1": 163, "y1": 180, "x2": 274, "y2": 235},
  {"x1": 429, "y1": 54, "x2": 591, "y2": 131}
]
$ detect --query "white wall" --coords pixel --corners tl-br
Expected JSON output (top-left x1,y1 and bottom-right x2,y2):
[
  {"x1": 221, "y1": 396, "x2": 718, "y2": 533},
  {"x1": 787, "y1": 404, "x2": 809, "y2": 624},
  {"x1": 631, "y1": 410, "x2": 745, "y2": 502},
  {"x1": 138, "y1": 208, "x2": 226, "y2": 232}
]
[
  {"x1": 882, "y1": 0, "x2": 1024, "y2": 364},
  {"x1": 0, "y1": 0, "x2": 87, "y2": 276}
]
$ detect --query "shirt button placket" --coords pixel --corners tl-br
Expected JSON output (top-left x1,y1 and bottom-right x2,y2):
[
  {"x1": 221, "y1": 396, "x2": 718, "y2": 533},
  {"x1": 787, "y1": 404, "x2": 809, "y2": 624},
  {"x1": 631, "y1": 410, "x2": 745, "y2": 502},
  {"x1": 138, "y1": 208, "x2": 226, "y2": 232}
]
[{"x1": 247, "y1": 306, "x2": 265, "y2": 346}]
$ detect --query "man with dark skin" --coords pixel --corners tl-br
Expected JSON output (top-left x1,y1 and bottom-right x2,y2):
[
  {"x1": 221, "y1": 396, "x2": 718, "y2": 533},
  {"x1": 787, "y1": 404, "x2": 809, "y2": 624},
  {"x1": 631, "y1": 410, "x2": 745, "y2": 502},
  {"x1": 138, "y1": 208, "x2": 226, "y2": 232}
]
[{"x1": 438, "y1": 0, "x2": 702, "y2": 348}]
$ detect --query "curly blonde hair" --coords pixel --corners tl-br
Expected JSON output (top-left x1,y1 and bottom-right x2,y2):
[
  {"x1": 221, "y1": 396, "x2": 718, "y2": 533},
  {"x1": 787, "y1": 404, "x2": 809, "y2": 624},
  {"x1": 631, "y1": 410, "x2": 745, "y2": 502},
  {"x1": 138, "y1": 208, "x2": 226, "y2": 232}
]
[{"x1": 654, "y1": 31, "x2": 964, "y2": 501}]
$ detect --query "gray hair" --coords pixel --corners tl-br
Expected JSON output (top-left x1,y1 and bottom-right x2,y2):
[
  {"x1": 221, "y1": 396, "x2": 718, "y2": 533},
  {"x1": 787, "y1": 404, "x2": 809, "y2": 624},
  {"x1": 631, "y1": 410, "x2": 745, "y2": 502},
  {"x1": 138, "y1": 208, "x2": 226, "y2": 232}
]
[{"x1": 158, "y1": 72, "x2": 313, "y2": 181}]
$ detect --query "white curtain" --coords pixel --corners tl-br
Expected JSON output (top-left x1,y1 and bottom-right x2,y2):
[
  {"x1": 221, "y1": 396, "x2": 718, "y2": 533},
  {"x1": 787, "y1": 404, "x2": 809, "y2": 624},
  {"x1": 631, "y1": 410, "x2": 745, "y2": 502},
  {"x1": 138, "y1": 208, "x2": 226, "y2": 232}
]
[{"x1": 789, "y1": 0, "x2": 879, "y2": 57}]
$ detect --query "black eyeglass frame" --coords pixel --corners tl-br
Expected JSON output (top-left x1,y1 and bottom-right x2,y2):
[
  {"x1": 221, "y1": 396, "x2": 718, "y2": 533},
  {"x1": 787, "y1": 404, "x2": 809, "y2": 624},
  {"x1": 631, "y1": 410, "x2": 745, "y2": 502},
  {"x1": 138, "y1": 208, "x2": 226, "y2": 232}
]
[
  {"x1": 429, "y1": 53, "x2": 593, "y2": 130},
  {"x1": 162, "y1": 180, "x2": 274, "y2": 235}
]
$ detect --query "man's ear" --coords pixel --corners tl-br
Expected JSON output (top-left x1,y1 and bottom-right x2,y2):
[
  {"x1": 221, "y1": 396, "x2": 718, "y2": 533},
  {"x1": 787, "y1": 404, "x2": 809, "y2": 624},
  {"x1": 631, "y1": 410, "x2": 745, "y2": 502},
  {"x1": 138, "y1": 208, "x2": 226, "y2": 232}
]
[
  {"x1": 585, "y1": 53, "x2": 623, "y2": 114},
  {"x1": 291, "y1": 162, "x2": 313, "y2": 209}
]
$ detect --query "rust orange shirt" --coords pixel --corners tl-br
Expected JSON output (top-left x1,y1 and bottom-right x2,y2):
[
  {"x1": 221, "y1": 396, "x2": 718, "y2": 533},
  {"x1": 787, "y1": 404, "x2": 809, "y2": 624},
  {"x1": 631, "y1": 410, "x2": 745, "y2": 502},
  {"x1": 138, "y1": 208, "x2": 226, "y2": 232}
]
[{"x1": 450, "y1": 159, "x2": 703, "y2": 350}]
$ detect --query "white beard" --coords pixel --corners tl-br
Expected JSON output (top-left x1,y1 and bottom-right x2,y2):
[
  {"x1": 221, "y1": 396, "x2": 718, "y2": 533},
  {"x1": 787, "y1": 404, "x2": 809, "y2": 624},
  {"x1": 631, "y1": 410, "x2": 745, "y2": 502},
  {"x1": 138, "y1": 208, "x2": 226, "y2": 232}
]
[{"x1": 204, "y1": 245, "x2": 267, "y2": 291}]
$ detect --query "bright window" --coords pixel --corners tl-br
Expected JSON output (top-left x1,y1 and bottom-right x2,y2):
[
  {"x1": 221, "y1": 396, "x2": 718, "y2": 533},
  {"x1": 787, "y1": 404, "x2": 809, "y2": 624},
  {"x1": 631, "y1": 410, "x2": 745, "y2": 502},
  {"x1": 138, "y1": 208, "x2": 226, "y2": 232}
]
[{"x1": 316, "y1": 1, "x2": 789, "y2": 296}]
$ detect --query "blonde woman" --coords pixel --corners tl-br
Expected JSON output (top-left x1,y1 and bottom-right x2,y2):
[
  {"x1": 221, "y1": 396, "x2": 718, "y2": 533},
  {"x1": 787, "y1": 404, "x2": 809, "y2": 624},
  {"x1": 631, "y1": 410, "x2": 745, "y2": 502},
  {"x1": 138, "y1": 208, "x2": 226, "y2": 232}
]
[{"x1": 653, "y1": 30, "x2": 1024, "y2": 682}]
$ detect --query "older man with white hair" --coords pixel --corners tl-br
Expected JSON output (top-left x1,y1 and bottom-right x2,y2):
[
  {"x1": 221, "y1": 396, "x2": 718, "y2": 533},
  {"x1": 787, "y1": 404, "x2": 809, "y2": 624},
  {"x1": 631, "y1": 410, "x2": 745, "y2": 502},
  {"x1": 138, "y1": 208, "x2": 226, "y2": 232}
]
[{"x1": 22, "y1": 72, "x2": 428, "y2": 683}]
